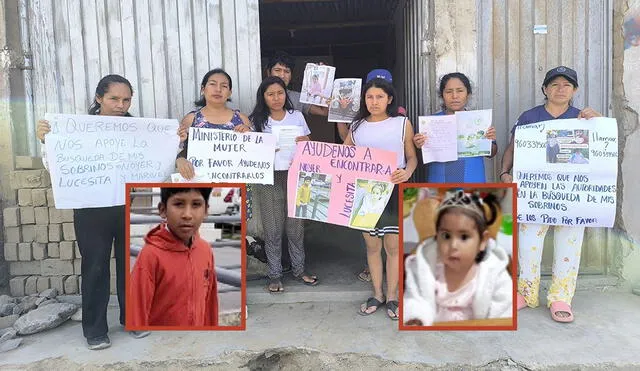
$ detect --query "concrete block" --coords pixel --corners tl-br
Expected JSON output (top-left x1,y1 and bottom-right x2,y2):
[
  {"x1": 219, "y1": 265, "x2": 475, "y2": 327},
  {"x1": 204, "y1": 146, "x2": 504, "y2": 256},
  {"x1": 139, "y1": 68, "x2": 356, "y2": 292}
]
[
  {"x1": 48, "y1": 224, "x2": 62, "y2": 242},
  {"x1": 4, "y1": 227, "x2": 21, "y2": 243},
  {"x1": 59, "y1": 241, "x2": 74, "y2": 260},
  {"x1": 31, "y1": 242, "x2": 47, "y2": 260},
  {"x1": 49, "y1": 276, "x2": 64, "y2": 294},
  {"x1": 61, "y1": 210, "x2": 74, "y2": 223},
  {"x1": 64, "y1": 276, "x2": 78, "y2": 294},
  {"x1": 9, "y1": 169, "x2": 51, "y2": 189},
  {"x1": 15, "y1": 156, "x2": 44, "y2": 170},
  {"x1": 4, "y1": 243, "x2": 18, "y2": 261},
  {"x1": 41, "y1": 259, "x2": 74, "y2": 276},
  {"x1": 31, "y1": 188, "x2": 47, "y2": 206},
  {"x1": 34, "y1": 207, "x2": 49, "y2": 224},
  {"x1": 75, "y1": 241, "x2": 81, "y2": 258},
  {"x1": 73, "y1": 259, "x2": 81, "y2": 275},
  {"x1": 34, "y1": 225, "x2": 49, "y2": 243},
  {"x1": 48, "y1": 208, "x2": 63, "y2": 224},
  {"x1": 18, "y1": 243, "x2": 32, "y2": 261},
  {"x1": 9, "y1": 261, "x2": 41, "y2": 276},
  {"x1": 62, "y1": 223, "x2": 76, "y2": 240},
  {"x1": 47, "y1": 242, "x2": 59, "y2": 258},
  {"x1": 2, "y1": 207, "x2": 20, "y2": 227},
  {"x1": 19, "y1": 207, "x2": 35, "y2": 224},
  {"x1": 36, "y1": 276, "x2": 50, "y2": 292},
  {"x1": 9, "y1": 277, "x2": 28, "y2": 297},
  {"x1": 17, "y1": 189, "x2": 33, "y2": 206},
  {"x1": 25, "y1": 276, "x2": 38, "y2": 295},
  {"x1": 46, "y1": 189, "x2": 55, "y2": 206},
  {"x1": 21, "y1": 225, "x2": 35, "y2": 242}
]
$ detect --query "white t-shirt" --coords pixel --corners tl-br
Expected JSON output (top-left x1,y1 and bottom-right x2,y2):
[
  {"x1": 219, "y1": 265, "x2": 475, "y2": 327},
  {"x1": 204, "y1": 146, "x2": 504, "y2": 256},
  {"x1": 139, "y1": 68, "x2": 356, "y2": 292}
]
[{"x1": 263, "y1": 110, "x2": 311, "y2": 135}]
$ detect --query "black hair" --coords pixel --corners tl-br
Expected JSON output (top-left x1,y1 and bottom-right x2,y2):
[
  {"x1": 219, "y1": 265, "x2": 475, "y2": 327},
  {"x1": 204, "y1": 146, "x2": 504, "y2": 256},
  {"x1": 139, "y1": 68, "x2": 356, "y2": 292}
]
[
  {"x1": 248, "y1": 76, "x2": 294, "y2": 132},
  {"x1": 194, "y1": 68, "x2": 233, "y2": 107},
  {"x1": 349, "y1": 78, "x2": 399, "y2": 133},
  {"x1": 266, "y1": 51, "x2": 295, "y2": 72},
  {"x1": 436, "y1": 192, "x2": 500, "y2": 263},
  {"x1": 304, "y1": 176, "x2": 312, "y2": 181},
  {"x1": 438, "y1": 72, "x2": 472, "y2": 112},
  {"x1": 88, "y1": 74, "x2": 134, "y2": 116},
  {"x1": 160, "y1": 187, "x2": 213, "y2": 205}
]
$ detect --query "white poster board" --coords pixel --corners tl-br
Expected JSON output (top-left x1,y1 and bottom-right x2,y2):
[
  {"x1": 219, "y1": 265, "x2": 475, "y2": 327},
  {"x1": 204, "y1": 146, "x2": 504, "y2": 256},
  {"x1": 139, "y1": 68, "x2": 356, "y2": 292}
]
[
  {"x1": 513, "y1": 118, "x2": 618, "y2": 228},
  {"x1": 186, "y1": 127, "x2": 276, "y2": 184},
  {"x1": 44, "y1": 114, "x2": 180, "y2": 209}
]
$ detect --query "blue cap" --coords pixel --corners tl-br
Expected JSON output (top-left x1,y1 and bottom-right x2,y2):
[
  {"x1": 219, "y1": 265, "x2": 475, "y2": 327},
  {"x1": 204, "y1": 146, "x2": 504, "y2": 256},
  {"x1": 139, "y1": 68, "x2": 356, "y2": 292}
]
[{"x1": 366, "y1": 69, "x2": 393, "y2": 83}]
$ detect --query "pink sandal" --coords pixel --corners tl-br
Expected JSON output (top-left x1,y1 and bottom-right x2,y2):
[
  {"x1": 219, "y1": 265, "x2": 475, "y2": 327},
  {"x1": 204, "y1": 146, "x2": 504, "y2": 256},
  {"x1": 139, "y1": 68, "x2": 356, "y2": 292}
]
[
  {"x1": 549, "y1": 301, "x2": 574, "y2": 323},
  {"x1": 517, "y1": 294, "x2": 527, "y2": 310}
]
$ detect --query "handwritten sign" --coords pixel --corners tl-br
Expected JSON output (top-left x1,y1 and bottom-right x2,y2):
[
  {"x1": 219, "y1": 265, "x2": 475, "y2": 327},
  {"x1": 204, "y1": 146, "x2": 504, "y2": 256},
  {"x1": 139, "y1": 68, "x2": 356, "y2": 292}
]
[
  {"x1": 44, "y1": 113, "x2": 179, "y2": 209},
  {"x1": 287, "y1": 141, "x2": 396, "y2": 229},
  {"x1": 513, "y1": 118, "x2": 618, "y2": 227},
  {"x1": 418, "y1": 115, "x2": 457, "y2": 163},
  {"x1": 186, "y1": 127, "x2": 276, "y2": 184}
]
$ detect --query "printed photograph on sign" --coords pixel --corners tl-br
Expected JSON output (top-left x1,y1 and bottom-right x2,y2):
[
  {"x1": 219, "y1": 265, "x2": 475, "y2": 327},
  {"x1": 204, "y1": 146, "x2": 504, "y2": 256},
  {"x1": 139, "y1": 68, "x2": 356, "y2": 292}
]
[
  {"x1": 400, "y1": 184, "x2": 517, "y2": 331},
  {"x1": 328, "y1": 78, "x2": 362, "y2": 123},
  {"x1": 349, "y1": 179, "x2": 393, "y2": 230},
  {"x1": 125, "y1": 183, "x2": 246, "y2": 331},
  {"x1": 300, "y1": 63, "x2": 335, "y2": 107},
  {"x1": 455, "y1": 110, "x2": 492, "y2": 157},
  {"x1": 546, "y1": 129, "x2": 590, "y2": 164},
  {"x1": 294, "y1": 171, "x2": 332, "y2": 222}
]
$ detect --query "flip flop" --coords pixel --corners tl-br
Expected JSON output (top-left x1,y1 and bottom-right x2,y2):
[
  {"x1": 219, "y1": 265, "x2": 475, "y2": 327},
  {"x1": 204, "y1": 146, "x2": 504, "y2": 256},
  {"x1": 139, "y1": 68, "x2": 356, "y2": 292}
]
[
  {"x1": 296, "y1": 273, "x2": 319, "y2": 286},
  {"x1": 357, "y1": 268, "x2": 371, "y2": 282},
  {"x1": 517, "y1": 293, "x2": 527, "y2": 310},
  {"x1": 386, "y1": 300, "x2": 399, "y2": 321},
  {"x1": 549, "y1": 301, "x2": 574, "y2": 323},
  {"x1": 358, "y1": 296, "x2": 385, "y2": 316},
  {"x1": 267, "y1": 279, "x2": 284, "y2": 293}
]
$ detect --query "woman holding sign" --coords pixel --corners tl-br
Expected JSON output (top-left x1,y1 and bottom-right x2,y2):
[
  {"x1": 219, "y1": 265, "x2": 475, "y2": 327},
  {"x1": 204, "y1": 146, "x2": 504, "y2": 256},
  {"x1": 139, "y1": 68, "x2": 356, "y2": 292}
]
[
  {"x1": 176, "y1": 68, "x2": 252, "y2": 179},
  {"x1": 499, "y1": 66, "x2": 601, "y2": 323},
  {"x1": 249, "y1": 76, "x2": 318, "y2": 293},
  {"x1": 343, "y1": 78, "x2": 418, "y2": 320},
  {"x1": 413, "y1": 72, "x2": 497, "y2": 182},
  {"x1": 36, "y1": 75, "x2": 150, "y2": 350}
]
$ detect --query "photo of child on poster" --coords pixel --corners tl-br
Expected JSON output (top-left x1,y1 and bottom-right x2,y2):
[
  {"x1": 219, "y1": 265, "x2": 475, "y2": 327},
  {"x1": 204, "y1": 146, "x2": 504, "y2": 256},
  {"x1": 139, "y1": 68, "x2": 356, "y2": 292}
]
[
  {"x1": 546, "y1": 129, "x2": 590, "y2": 164},
  {"x1": 294, "y1": 171, "x2": 332, "y2": 222},
  {"x1": 328, "y1": 78, "x2": 362, "y2": 123},
  {"x1": 300, "y1": 63, "x2": 335, "y2": 107},
  {"x1": 349, "y1": 179, "x2": 393, "y2": 230}
]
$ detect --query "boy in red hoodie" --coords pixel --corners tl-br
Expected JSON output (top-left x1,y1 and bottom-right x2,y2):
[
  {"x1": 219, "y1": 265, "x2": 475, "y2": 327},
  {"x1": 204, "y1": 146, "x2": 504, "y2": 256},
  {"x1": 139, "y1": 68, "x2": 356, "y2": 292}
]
[{"x1": 128, "y1": 187, "x2": 218, "y2": 327}]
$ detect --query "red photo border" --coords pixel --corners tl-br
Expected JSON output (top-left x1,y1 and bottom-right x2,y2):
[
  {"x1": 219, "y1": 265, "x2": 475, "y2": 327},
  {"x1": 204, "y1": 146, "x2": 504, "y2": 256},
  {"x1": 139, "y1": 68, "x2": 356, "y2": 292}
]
[
  {"x1": 398, "y1": 182, "x2": 518, "y2": 331},
  {"x1": 124, "y1": 182, "x2": 247, "y2": 331}
]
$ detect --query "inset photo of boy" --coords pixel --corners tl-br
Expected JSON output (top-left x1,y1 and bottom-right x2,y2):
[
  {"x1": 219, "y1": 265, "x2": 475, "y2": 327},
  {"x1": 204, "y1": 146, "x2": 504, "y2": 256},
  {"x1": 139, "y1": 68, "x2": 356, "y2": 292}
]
[{"x1": 125, "y1": 184, "x2": 245, "y2": 330}]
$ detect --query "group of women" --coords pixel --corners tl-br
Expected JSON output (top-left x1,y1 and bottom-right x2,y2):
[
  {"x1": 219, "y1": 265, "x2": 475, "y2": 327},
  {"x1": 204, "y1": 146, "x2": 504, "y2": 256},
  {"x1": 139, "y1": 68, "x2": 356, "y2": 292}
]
[{"x1": 35, "y1": 57, "x2": 602, "y2": 348}]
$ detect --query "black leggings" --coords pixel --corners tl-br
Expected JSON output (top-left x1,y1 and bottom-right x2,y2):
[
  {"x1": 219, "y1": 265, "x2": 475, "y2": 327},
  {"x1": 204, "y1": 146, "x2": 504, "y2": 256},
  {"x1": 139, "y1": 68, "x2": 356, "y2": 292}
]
[{"x1": 74, "y1": 206, "x2": 125, "y2": 339}]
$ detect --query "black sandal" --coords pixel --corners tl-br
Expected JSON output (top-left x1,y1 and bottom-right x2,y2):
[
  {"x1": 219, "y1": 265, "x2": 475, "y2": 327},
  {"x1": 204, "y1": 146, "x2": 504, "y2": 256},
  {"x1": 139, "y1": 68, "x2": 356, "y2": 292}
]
[
  {"x1": 386, "y1": 300, "x2": 399, "y2": 320},
  {"x1": 358, "y1": 296, "x2": 385, "y2": 316},
  {"x1": 296, "y1": 273, "x2": 319, "y2": 286}
]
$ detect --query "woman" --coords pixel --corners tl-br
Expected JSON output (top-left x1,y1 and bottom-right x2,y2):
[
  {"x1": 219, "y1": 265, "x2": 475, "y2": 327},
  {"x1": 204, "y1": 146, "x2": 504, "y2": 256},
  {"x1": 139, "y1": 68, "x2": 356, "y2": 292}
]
[
  {"x1": 249, "y1": 76, "x2": 318, "y2": 293},
  {"x1": 344, "y1": 78, "x2": 418, "y2": 320},
  {"x1": 413, "y1": 72, "x2": 497, "y2": 182},
  {"x1": 36, "y1": 75, "x2": 151, "y2": 350},
  {"x1": 176, "y1": 68, "x2": 252, "y2": 179},
  {"x1": 499, "y1": 66, "x2": 601, "y2": 323}
]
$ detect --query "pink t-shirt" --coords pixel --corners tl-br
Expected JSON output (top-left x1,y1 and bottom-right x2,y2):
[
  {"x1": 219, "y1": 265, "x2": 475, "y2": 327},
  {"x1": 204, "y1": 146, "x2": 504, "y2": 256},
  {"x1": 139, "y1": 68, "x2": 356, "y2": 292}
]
[{"x1": 434, "y1": 263, "x2": 478, "y2": 322}]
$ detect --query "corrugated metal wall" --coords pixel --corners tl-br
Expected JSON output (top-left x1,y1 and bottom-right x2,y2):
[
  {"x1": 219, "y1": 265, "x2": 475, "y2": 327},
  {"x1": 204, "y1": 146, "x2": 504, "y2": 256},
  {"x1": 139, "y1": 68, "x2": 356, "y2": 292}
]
[
  {"x1": 22, "y1": 0, "x2": 261, "y2": 156},
  {"x1": 477, "y1": 0, "x2": 613, "y2": 275},
  {"x1": 400, "y1": 0, "x2": 433, "y2": 181},
  {"x1": 478, "y1": 0, "x2": 612, "y2": 178}
]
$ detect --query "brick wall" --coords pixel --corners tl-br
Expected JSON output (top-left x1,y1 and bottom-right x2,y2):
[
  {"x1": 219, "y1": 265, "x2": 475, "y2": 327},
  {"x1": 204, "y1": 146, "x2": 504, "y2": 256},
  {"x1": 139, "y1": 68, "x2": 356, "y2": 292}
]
[{"x1": 3, "y1": 157, "x2": 117, "y2": 297}]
